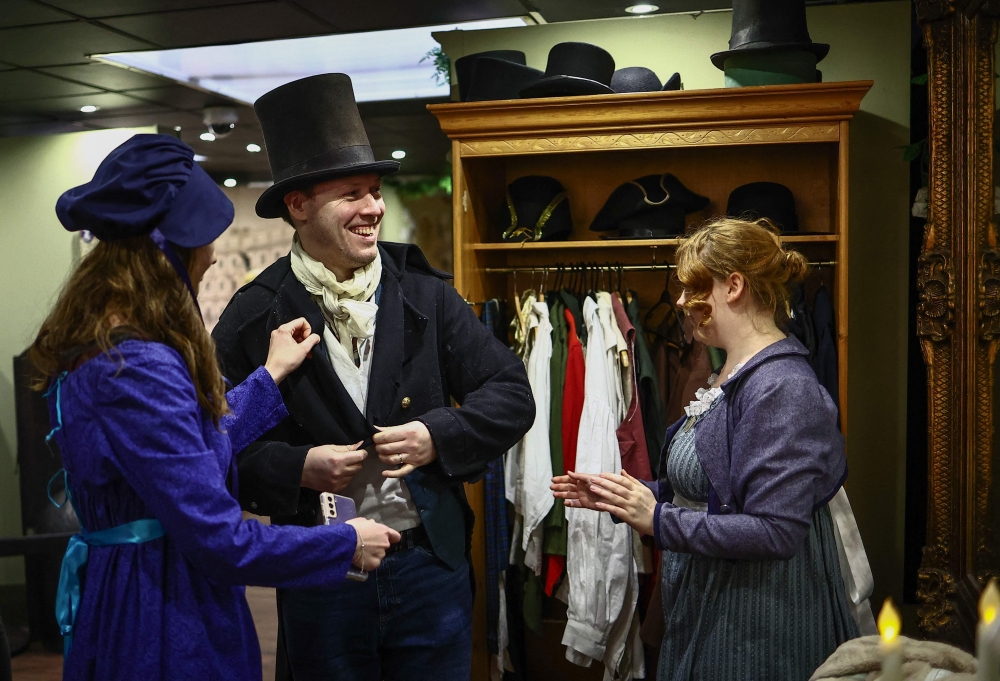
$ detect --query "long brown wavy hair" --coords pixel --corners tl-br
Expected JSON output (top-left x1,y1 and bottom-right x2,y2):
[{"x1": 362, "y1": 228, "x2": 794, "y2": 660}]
[{"x1": 30, "y1": 235, "x2": 229, "y2": 424}]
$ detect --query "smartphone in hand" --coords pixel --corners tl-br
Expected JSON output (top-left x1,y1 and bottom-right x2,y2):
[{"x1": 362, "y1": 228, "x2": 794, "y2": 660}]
[{"x1": 319, "y1": 492, "x2": 368, "y2": 582}]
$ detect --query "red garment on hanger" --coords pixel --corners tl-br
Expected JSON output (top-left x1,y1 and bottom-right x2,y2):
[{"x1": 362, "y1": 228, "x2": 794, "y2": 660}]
[
  {"x1": 546, "y1": 307, "x2": 586, "y2": 595},
  {"x1": 611, "y1": 294, "x2": 652, "y2": 480}
]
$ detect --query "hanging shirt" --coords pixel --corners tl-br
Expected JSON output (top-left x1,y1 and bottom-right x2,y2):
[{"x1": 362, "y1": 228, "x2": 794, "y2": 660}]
[
  {"x1": 562, "y1": 296, "x2": 634, "y2": 670},
  {"x1": 612, "y1": 293, "x2": 652, "y2": 480},
  {"x1": 521, "y1": 301, "x2": 554, "y2": 573},
  {"x1": 562, "y1": 308, "x2": 586, "y2": 474}
]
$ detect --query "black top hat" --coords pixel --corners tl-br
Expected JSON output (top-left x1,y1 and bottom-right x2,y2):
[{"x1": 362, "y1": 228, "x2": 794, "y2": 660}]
[
  {"x1": 253, "y1": 73, "x2": 399, "y2": 219},
  {"x1": 501, "y1": 176, "x2": 572, "y2": 243},
  {"x1": 710, "y1": 0, "x2": 830, "y2": 70},
  {"x1": 467, "y1": 57, "x2": 544, "y2": 102},
  {"x1": 455, "y1": 50, "x2": 526, "y2": 102},
  {"x1": 590, "y1": 173, "x2": 709, "y2": 239},
  {"x1": 520, "y1": 42, "x2": 615, "y2": 99},
  {"x1": 726, "y1": 181, "x2": 799, "y2": 233},
  {"x1": 611, "y1": 67, "x2": 661, "y2": 93}
]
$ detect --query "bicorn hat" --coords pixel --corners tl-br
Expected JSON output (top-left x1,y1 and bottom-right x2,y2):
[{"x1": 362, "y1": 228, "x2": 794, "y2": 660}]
[
  {"x1": 500, "y1": 175, "x2": 572, "y2": 243},
  {"x1": 520, "y1": 42, "x2": 615, "y2": 99},
  {"x1": 254, "y1": 73, "x2": 399, "y2": 219},
  {"x1": 711, "y1": 0, "x2": 829, "y2": 70},
  {"x1": 467, "y1": 57, "x2": 544, "y2": 102},
  {"x1": 726, "y1": 181, "x2": 799, "y2": 233},
  {"x1": 455, "y1": 50, "x2": 526, "y2": 102},
  {"x1": 591, "y1": 173, "x2": 709, "y2": 239}
]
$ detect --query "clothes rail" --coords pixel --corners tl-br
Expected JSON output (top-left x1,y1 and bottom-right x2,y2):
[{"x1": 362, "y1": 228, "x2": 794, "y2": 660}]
[{"x1": 480, "y1": 260, "x2": 836, "y2": 274}]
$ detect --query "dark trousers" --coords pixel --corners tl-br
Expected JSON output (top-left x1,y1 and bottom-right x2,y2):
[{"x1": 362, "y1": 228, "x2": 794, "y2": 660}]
[{"x1": 281, "y1": 544, "x2": 472, "y2": 681}]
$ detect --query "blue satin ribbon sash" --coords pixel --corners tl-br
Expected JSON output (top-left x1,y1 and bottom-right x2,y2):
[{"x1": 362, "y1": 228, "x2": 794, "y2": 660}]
[{"x1": 56, "y1": 518, "x2": 165, "y2": 654}]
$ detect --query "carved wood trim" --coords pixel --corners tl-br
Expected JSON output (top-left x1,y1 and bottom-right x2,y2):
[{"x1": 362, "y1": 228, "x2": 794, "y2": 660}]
[
  {"x1": 916, "y1": 1, "x2": 1000, "y2": 645},
  {"x1": 456, "y1": 125, "x2": 840, "y2": 156}
]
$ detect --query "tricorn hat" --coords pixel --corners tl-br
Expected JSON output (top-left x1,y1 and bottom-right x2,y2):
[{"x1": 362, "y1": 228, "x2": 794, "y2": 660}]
[
  {"x1": 467, "y1": 57, "x2": 544, "y2": 102},
  {"x1": 520, "y1": 42, "x2": 615, "y2": 99},
  {"x1": 254, "y1": 73, "x2": 399, "y2": 219},
  {"x1": 500, "y1": 175, "x2": 572, "y2": 243},
  {"x1": 726, "y1": 181, "x2": 799, "y2": 233},
  {"x1": 455, "y1": 50, "x2": 526, "y2": 102},
  {"x1": 710, "y1": 0, "x2": 829, "y2": 70},
  {"x1": 610, "y1": 67, "x2": 683, "y2": 94},
  {"x1": 590, "y1": 173, "x2": 709, "y2": 239}
]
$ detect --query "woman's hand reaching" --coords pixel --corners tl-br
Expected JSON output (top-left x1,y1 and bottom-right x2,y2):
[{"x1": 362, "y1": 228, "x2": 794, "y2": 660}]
[
  {"x1": 264, "y1": 318, "x2": 321, "y2": 385},
  {"x1": 551, "y1": 470, "x2": 658, "y2": 537},
  {"x1": 345, "y1": 518, "x2": 401, "y2": 573}
]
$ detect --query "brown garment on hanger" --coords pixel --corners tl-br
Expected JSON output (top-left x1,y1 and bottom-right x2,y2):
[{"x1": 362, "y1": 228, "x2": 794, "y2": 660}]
[
  {"x1": 611, "y1": 293, "x2": 652, "y2": 480},
  {"x1": 654, "y1": 313, "x2": 714, "y2": 426}
]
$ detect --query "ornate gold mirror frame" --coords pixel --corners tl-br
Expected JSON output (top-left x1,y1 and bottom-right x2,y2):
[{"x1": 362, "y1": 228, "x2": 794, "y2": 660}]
[{"x1": 916, "y1": 0, "x2": 1000, "y2": 646}]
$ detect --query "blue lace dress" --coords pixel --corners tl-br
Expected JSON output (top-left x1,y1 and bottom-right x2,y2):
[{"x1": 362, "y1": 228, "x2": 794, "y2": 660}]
[{"x1": 657, "y1": 397, "x2": 858, "y2": 681}]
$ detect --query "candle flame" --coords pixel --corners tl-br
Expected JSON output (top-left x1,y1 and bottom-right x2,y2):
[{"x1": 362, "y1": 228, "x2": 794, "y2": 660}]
[
  {"x1": 878, "y1": 598, "x2": 901, "y2": 643},
  {"x1": 980, "y1": 579, "x2": 1000, "y2": 625}
]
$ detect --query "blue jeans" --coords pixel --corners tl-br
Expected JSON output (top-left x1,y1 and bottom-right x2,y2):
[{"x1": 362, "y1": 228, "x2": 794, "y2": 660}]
[{"x1": 280, "y1": 544, "x2": 472, "y2": 681}]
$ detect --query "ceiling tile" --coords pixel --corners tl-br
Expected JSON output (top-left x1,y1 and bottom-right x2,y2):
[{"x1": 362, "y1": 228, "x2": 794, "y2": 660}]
[
  {"x1": 84, "y1": 110, "x2": 204, "y2": 130},
  {"x1": 38, "y1": 1, "x2": 271, "y2": 18},
  {"x1": 40, "y1": 63, "x2": 173, "y2": 90},
  {"x1": 0, "y1": 119, "x2": 98, "y2": 138},
  {"x1": 0, "y1": 91, "x2": 170, "y2": 117},
  {"x1": 0, "y1": 1, "x2": 73, "y2": 28},
  {"x1": 99, "y1": 2, "x2": 333, "y2": 48},
  {"x1": 0, "y1": 70, "x2": 103, "y2": 101},
  {"x1": 293, "y1": 0, "x2": 527, "y2": 32},
  {"x1": 0, "y1": 22, "x2": 155, "y2": 67},
  {"x1": 122, "y1": 85, "x2": 236, "y2": 110}
]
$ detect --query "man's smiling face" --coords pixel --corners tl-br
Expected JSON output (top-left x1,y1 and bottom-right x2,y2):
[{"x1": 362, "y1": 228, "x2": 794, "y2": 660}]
[{"x1": 285, "y1": 173, "x2": 384, "y2": 278}]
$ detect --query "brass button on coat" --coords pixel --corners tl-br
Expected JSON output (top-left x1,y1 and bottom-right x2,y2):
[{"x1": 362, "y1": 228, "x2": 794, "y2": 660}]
[{"x1": 401, "y1": 397, "x2": 412, "y2": 409}]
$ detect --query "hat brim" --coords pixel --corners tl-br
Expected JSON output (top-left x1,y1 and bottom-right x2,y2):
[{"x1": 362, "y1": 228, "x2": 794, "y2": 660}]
[
  {"x1": 255, "y1": 159, "x2": 400, "y2": 219},
  {"x1": 710, "y1": 42, "x2": 830, "y2": 70},
  {"x1": 520, "y1": 75, "x2": 614, "y2": 99}
]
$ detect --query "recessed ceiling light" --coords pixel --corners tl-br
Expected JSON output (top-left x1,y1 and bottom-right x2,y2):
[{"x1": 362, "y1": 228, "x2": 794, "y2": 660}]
[
  {"x1": 79, "y1": 105, "x2": 99, "y2": 113},
  {"x1": 223, "y1": 178, "x2": 237, "y2": 187},
  {"x1": 391, "y1": 150, "x2": 406, "y2": 160},
  {"x1": 625, "y1": 4, "x2": 658, "y2": 14},
  {"x1": 193, "y1": 154, "x2": 208, "y2": 162},
  {"x1": 173, "y1": 126, "x2": 181, "y2": 132},
  {"x1": 200, "y1": 132, "x2": 216, "y2": 142},
  {"x1": 246, "y1": 143, "x2": 261, "y2": 153}
]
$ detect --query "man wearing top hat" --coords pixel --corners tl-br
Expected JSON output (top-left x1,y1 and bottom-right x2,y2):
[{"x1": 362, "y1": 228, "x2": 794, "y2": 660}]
[{"x1": 212, "y1": 73, "x2": 535, "y2": 680}]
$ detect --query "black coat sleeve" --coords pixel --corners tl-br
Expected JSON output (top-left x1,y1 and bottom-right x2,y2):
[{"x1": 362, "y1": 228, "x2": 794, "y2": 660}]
[
  {"x1": 415, "y1": 282, "x2": 535, "y2": 479},
  {"x1": 212, "y1": 288, "x2": 312, "y2": 518}
]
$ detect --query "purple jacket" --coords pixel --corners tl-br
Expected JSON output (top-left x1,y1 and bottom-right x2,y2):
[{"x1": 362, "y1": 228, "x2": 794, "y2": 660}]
[{"x1": 649, "y1": 336, "x2": 847, "y2": 561}]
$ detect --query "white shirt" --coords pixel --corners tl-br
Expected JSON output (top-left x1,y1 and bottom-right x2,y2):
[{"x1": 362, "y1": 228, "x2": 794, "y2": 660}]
[
  {"x1": 562, "y1": 296, "x2": 635, "y2": 669},
  {"x1": 321, "y1": 321, "x2": 421, "y2": 532}
]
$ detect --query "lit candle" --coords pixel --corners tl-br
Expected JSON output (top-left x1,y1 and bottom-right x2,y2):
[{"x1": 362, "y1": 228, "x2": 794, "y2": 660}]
[
  {"x1": 878, "y1": 598, "x2": 904, "y2": 681},
  {"x1": 978, "y1": 579, "x2": 1000, "y2": 681}
]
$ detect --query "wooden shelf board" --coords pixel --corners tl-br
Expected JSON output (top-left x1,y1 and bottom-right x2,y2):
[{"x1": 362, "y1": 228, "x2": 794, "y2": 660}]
[{"x1": 470, "y1": 234, "x2": 838, "y2": 250}]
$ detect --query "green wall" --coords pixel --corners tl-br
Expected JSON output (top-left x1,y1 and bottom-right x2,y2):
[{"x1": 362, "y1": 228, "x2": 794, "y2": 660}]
[
  {"x1": 436, "y1": 2, "x2": 912, "y2": 611},
  {"x1": 0, "y1": 127, "x2": 153, "y2": 585}
]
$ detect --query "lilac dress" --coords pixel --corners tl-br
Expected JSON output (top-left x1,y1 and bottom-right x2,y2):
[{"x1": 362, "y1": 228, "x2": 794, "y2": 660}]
[{"x1": 47, "y1": 340, "x2": 357, "y2": 681}]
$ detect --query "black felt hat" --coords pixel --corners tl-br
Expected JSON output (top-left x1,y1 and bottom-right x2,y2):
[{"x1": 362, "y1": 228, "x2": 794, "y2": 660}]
[
  {"x1": 455, "y1": 50, "x2": 526, "y2": 102},
  {"x1": 710, "y1": 0, "x2": 830, "y2": 70},
  {"x1": 500, "y1": 175, "x2": 572, "y2": 243},
  {"x1": 591, "y1": 173, "x2": 709, "y2": 239},
  {"x1": 663, "y1": 72, "x2": 682, "y2": 91},
  {"x1": 467, "y1": 57, "x2": 544, "y2": 102},
  {"x1": 254, "y1": 73, "x2": 399, "y2": 219},
  {"x1": 611, "y1": 67, "x2": 661, "y2": 93},
  {"x1": 726, "y1": 181, "x2": 799, "y2": 233},
  {"x1": 520, "y1": 42, "x2": 615, "y2": 99}
]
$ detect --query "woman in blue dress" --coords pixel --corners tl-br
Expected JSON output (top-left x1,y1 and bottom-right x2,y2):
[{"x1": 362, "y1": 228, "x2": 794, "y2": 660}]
[
  {"x1": 29, "y1": 134, "x2": 401, "y2": 681},
  {"x1": 553, "y1": 217, "x2": 863, "y2": 680}
]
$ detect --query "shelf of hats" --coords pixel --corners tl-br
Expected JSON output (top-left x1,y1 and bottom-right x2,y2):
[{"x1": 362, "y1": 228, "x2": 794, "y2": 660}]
[{"x1": 430, "y1": 66, "x2": 869, "y2": 427}]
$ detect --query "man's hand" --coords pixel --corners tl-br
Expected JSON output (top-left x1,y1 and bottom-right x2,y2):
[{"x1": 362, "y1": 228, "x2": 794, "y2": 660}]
[
  {"x1": 301, "y1": 442, "x2": 366, "y2": 493},
  {"x1": 373, "y1": 422, "x2": 436, "y2": 479}
]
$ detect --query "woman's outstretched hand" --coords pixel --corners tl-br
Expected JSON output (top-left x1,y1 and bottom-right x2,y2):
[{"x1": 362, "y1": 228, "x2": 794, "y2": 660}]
[
  {"x1": 586, "y1": 470, "x2": 657, "y2": 536},
  {"x1": 345, "y1": 518, "x2": 401, "y2": 572},
  {"x1": 551, "y1": 471, "x2": 602, "y2": 511},
  {"x1": 264, "y1": 318, "x2": 321, "y2": 385}
]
